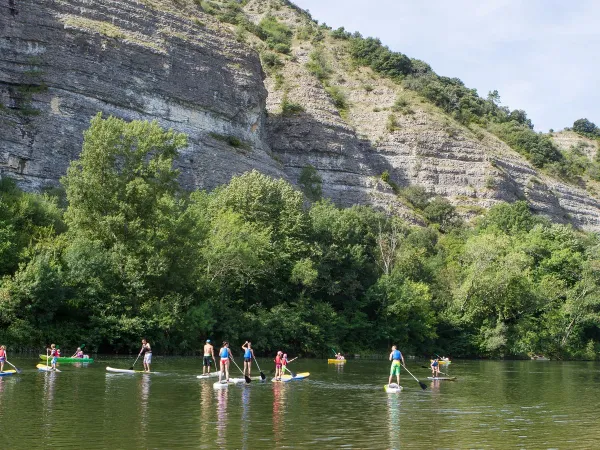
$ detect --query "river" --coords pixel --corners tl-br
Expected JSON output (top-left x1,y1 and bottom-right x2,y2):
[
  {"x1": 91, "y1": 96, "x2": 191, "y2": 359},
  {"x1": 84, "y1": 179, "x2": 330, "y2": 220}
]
[{"x1": 0, "y1": 357, "x2": 597, "y2": 448}]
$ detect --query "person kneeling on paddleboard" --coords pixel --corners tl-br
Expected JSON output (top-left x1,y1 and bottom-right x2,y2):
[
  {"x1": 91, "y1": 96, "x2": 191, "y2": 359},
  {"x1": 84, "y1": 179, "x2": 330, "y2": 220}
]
[{"x1": 388, "y1": 345, "x2": 405, "y2": 387}]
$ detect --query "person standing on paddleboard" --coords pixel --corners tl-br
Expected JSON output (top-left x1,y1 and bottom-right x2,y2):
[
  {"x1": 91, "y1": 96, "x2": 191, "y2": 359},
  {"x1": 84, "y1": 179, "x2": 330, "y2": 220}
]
[
  {"x1": 203, "y1": 339, "x2": 215, "y2": 375},
  {"x1": 49, "y1": 344, "x2": 61, "y2": 371},
  {"x1": 274, "y1": 351, "x2": 283, "y2": 381},
  {"x1": 388, "y1": 345, "x2": 405, "y2": 387},
  {"x1": 430, "y1": 357, "x2": 440, "y2": 377},
  {"x1": 0, "y1": 345, "x2": 6, "y2": 372},
  {"x1": 219, "y1": 342, "x2": 233, "y2": 382},
  {"x1": 140, "y1": 339, "x2": 152, "y2": 373},
  {"x1": 242, "y1": 341, "x2": 254, "y2": 378}
]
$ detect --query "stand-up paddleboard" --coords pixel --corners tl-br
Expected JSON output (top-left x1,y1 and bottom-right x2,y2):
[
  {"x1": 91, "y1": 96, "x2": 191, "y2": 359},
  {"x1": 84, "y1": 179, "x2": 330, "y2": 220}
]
[
  {"x1": 0, "y1": 370, "x2": 17, "y2": 377},
  {"x1": 105, "y1": 367, "x2": 156, "y2": 374},
  {"x1": 427, "y1": 376, "x2": 457, "y2": 381},
  {"x1": 271, "y1": 374, "x2": 293, "y2": 383},
  {"x1": 37, "y1": 364, "x2": 61, "y2": 373},
  {"x1": 292, "y1": 372, "x2": 310, "y2": 380},
  {"x1": 213, "y1": 380, "x2": 234, "y2": 389},
  {"x1": 384, "y1": 383, "x2": 403, "y2": 393},
  {"x1": 196, "y1": 372, "x2": 220, "y2": 379}
]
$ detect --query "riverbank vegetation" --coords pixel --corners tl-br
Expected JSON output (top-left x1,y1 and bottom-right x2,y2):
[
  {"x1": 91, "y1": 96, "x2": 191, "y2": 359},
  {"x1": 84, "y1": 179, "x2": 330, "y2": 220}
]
[{"x1": 1, "y1": 115, "x2": 599, "y2": 359}]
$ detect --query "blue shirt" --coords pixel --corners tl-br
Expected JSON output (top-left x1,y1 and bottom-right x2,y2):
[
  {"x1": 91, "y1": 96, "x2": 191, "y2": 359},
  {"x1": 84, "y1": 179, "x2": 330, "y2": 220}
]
[
  {"x1": 244, "y1": 348, "x2": 252, "y2": 358},
  {"x1": 392, "y1": 350, "x2": 402, "y2": 361},
  {"x1": 220, "y1": 348, "x2": 230, "y2": 359}
]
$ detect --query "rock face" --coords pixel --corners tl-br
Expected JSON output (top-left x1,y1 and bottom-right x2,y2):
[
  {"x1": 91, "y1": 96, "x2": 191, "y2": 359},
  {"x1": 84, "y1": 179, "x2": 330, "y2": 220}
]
[
  {"x1": 0, "y1": 0, "x2": 285, "y2": 191},
  {"x1": 1, "y1": 0, "x2": 600, "y2": 231}
]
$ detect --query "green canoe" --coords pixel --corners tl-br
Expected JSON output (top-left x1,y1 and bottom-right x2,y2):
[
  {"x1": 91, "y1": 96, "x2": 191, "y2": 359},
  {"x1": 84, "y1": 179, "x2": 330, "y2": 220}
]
[{"x1": 39, "y1": 354, "x2": 94, "y2": 363}]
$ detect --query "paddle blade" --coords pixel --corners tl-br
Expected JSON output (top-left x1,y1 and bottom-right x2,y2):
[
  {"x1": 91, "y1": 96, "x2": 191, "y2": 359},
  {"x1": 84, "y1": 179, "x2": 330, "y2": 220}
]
[
  {"x1": 128, "y1": 367, "x2": 134, "y2": 371},
  {"x1": 419, "y1": 382, "x2": 427, "y2": 390},
  {"x1": 245, "y1": 375, "x2": 251, "y2": 384},
  {"x1": 260, "y1": 371, "x2": 266, "y2": 380}
]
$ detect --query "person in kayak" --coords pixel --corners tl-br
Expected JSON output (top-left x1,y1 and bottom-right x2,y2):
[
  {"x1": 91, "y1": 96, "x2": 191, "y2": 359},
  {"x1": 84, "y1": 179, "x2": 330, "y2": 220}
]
[
  {"x1": 49, "y1": 344, "x2": 61, "y2": 371},
  {"x1": 242, "y1": 341, "x2": 254, "y2": 377},
  {"x1": 0, "y1": 345, "x2": 6, "y2": 372},
  {"x1": 74, "y1": 348, "x2": 84, "y2": 359},
  {"x1": 140, "y1": 339, "x2": 152, "y2": 373},
  {"x1": 430, "y1": 357, "x2": 440, "y2": 377},
  {"x1": 388, "y1": 345, "x2": 405, "y2": 386},
  {"x1": 274, "y1": 351, "x2": 283, "y2": 381},
  {"x1": 219, "y1": 342, "x2": 233, "y2": 382},
  {"x1": 203, "y1": 339, "x2": 215, "y2": 375},
  {"x1": 336, "y1": 353, "x2": 345, "y2": 360}
]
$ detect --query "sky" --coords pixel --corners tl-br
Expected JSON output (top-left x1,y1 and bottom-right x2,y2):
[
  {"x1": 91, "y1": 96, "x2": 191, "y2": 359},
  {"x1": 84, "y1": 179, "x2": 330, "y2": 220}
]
[{"x1": 292, "y1": 0, "x2": 600, "y2": 132}]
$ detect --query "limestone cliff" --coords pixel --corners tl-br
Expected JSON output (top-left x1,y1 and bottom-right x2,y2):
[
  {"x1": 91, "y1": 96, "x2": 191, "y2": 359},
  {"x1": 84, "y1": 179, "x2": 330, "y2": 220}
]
[{"x1": 1, "y1": 0, "x2": 599, "y2": 231}]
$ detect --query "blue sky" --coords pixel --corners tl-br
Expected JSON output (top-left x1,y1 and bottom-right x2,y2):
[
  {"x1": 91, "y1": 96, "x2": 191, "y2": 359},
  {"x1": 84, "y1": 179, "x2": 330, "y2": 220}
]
[{"x1": 292, "y1": 0, "x2": 600, "y2": 131}]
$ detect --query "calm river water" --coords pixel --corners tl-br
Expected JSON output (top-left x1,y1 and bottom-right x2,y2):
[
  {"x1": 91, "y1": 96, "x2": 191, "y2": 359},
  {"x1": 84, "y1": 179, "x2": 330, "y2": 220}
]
[{"x1": 0, "y1": 357, "x2": 598, "y2": 448}]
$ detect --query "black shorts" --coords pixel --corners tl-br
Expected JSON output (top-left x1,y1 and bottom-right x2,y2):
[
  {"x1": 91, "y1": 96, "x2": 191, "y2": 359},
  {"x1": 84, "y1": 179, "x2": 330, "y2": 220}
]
[
  {"x1": 203, "y1": 356, "x2": 212, "y2": 367},
  {"x1": 244, "y1": 357, "x2": 252, "y2": 362}
]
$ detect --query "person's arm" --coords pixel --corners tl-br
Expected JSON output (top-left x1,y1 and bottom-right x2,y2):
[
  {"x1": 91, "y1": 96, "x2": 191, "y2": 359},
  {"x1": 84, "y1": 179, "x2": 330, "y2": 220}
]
[
  {"x1": 242, "y1": 342, "x2": 247, "y2": 351},
  {"x1": 389, "y1": 352, "x2": 392, "y2": 361},
  {"x1": 251, "y1": 349, "x2": 255, "y2": 358},
  {"x1": 401, "y1": 355, "x2": 405, "y2": 366},
  {"x1": 211, "y1": 347, "x2": 215, "y2": 358}
]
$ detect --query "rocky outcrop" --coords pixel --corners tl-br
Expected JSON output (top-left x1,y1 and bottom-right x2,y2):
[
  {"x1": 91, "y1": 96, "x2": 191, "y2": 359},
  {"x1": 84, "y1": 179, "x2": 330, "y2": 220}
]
[
  {"x1": 0, "y1": 0, "x2": 285, "y2": 191},
  {"x1": 1, "y1": 0, "x2": 600, "y2": 231}
]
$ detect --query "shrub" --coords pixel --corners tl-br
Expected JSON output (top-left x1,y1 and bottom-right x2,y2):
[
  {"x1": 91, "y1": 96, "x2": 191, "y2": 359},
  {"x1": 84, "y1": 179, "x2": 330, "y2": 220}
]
[
  {"x1": 324, "y1": 85, "x2": 348, "y2": 114},
  {"x1": 573, "y1": 118, "x2": 599, "y2": 136},
  {"x1": 281, "y1": 94, "x2": 304, "y2": 116},
  {"x1": 261, "y1": 52, "x2": 283, "y2": 71},
  {"x1": 399, "y1": 185, "x2": 431, "y2": 210},
  {"x1": 259, "y1": 16, "x2": 292, "y2": 54},
  {"x1": 386, "y1": 114, "x2": 400, "y2": 132},
  {"x1": 299, "y1": 165, "x2": 322, "y2": 201},
  {"x1": 306, "y1": 48, "x2": 331, "y2": 81}
]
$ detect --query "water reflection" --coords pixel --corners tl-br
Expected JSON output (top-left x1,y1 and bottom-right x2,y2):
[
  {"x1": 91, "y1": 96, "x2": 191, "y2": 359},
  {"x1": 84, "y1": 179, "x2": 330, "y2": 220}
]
[
  {"x1": 139, "y1": 375, "x2": 150, "y2": 437},
  {"x1": 241, "y1": 386, "x2": 251, "y2": 450},
  {"x1": 272, "y1": 382, "x2": 287, "y2": 446},
  {"x1": 216, "y1": 388, "x2": 229, "y2": 448},
  {"x1": 387, "y1": 395, "x2": 401, "y2": 449},
  {"x1": 199, "y1": 381, "x2": 213, "y2": 438}
]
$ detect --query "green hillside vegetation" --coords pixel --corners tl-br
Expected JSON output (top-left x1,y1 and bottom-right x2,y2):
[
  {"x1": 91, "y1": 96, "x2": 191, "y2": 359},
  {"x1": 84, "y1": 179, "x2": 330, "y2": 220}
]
[{"x1": 1, "y1": 115, "x2": 599, "y2": 359}]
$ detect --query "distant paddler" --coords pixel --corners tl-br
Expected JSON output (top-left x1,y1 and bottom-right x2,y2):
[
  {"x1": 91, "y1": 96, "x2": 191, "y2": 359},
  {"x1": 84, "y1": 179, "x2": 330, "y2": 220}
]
[
  {"x1": 430, "y1": 357, "x2": 440, "y2": 377},
  {"x1": 335, "y1": 353, "x2": 345, "y2": 360},
  {"x1": 203, "y1": 339, "x2": 215, "y2": 375},
  {"x1": 48, "y1": 344, "x2": 61, "y2": 371},
  {"x1": 274, "y1": 351, "x2": 283, "y2": 381},
  {"x1": 0, "y1": 345, "x2": 7, "y2": 372},
  {"x1": 388, "y1": 345, "x2": 405, "y2": 387},
  {"x1": 242, "y1": 341, "x2": 254, "y2": 378},
  {"x1": 218, "y1": 341, "x2": 233, "y2": 382},
  {"x1": 139, "y1": 339, "x2": 152, "y2": 373}
]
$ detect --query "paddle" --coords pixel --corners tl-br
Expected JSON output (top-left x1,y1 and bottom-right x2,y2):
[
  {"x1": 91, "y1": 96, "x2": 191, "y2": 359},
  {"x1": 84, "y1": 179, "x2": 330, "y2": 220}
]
[
  {"x1": 230, "y1": 357, "x2": 251, "y2": 383},
  {"x1": 402, "y1": 364, "x2": 427, "y2": 390},
  {"x1": 5, "y1": 360, "x2": 22, "y2": 374},
  {"x1": 129, "y1": 352, "x2": 142, "y2": 371},
  {"x1": 252, "y1": 355, "x2": 266, "y2": 380},
  {"x1": 46, "y1": 348, "x2": 50, "y2": 371}
]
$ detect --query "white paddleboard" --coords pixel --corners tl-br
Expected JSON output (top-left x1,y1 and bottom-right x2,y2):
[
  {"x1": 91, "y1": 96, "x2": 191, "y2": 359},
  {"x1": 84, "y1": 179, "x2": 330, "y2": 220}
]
[
  {"x1": 196, "y1": 372, "x2": 220, "y2": 379},
  {"x1": 384, "y1": 383, "x2": 403, "y2": 393}
]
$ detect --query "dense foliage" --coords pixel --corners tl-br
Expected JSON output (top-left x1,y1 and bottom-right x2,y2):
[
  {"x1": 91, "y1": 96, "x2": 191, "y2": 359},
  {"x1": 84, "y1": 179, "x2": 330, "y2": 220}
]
[{"x1": 1, "y1": 116, "x2": 599, "y2": 359}]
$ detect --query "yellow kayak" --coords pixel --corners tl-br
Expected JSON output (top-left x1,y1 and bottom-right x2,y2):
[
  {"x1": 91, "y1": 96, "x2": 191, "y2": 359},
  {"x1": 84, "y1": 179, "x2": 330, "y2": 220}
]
[
  {"x1": 328, "y1": 359, "x2": 346, "y2": 364},
  {"x1": 431, "y1": 359, "x2": 451, "y2": 365}
]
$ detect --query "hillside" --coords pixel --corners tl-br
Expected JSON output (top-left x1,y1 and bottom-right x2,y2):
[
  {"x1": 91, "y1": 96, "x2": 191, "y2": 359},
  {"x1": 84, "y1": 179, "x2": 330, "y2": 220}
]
[{"x1": 1, "y1": 0, "x2": 599, "y2": 230}]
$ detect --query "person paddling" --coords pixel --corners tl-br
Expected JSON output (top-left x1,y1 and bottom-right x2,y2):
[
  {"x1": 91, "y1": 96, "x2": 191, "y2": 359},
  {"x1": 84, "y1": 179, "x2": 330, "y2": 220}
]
[
  {"x1": 336, "y1": 352, "x2": 345, "y2": 360},
  {"x1": 0, "y1": 345, "x2": 6, "y2": 372},
  {"x1": 139, "y1": 339, "x2": 152, "y2": 373},
  {"x1": 48, "y1": 344, "x2": 61, "y2": 371},
  {"x1": 219, "y1": 342, "x2": 233, "y2": 382},
  {"x1": 430, "y1": 357, "x2": 440, "y2": 377},
  {"x1": 388, "y1": 345, "x2": 405, "y2": 387},
  {"x1": 242, "y1": 341, "x2": 254, "y2": 378},
  {"x1": 274, "y1": 351, "x2": 283, "y2": 381},
  {"x1": 203, "y1": 339, "x2": 215, "y2": 375},
  {"x1": 73, "y1": 347, "x2": 84, "y2": 359}
]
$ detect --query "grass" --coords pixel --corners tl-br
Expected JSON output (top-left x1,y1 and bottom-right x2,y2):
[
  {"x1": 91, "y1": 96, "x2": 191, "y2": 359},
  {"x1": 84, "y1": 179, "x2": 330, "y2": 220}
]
[{"x1": 209, "y1": 133, "x2": 251, "y2": 151}]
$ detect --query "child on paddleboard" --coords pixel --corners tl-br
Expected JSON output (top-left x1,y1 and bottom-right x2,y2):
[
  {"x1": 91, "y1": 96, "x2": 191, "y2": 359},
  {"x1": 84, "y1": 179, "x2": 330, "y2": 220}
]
[
  {"x1": 388, "y1": 345, "x2": 405, "y2": 387},
  {"x1": 282, "y1": 353, "x2": 289, "y2": 375},
  {"x1": 242, "y1": 341, "x2": 254, "y2": 377},
  {"x1": 49, "y1": 344, "x2": 60, "y2": 371},
  {"x1": 0, "y1": 345, "x2": 6, "y2": 372},
  {"x1": 274, "y1": 351, "x2": 283, "y2": 381}
]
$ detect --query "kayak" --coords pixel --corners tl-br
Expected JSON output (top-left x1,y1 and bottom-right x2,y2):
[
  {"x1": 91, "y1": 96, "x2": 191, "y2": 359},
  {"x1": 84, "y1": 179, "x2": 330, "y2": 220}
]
[
  {"x1": 37, "y1": 364, "x2": 61, "y2": 372},
  {"x1": 292, "y1": 372, "x2": 310, "y2": 380},
  {"x1": 105, "y1": 367, "x2": 156, "y2": 374},
  {"x1": 0, "y1": 370, "x2": 17, "y2": 377},
  {"x1": 39, "y1": 355, "x2": 94, "y2": 363},
  {"x1": 328, "y1": 359, "x2": 346, "y2": 364},
  {"x1": 271, "y1": 375, "x2": 293, "y2": 383},
  {"x1": 384, "y1": 383, "x2": 403, "y2": 393},
  {"x1": 427, "y1": 377, "x2": 457, "y2": 381}
]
